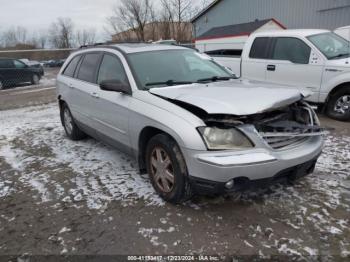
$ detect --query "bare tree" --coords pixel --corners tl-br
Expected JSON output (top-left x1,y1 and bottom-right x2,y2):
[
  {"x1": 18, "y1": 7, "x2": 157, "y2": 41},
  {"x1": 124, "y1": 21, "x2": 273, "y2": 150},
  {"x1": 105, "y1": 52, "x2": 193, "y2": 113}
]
[
  {"x1": 107, "y1": 0, "x2": 155, "y2": 42},
  {"x1": 49, "y1": 17, "x2": 74, "y2": 48},
  {"x1": 2, "y1": 26, "x2": 28, "y2": 47},
  {"x1": 160, "y1": 0, "x2": 195, "y2": 42},
  {"x1": 37, "y1": 30, "x2": 48, "y2": 49},
  {"x1": 76, "y1": 28, "x2": 96, "y2": 46}
]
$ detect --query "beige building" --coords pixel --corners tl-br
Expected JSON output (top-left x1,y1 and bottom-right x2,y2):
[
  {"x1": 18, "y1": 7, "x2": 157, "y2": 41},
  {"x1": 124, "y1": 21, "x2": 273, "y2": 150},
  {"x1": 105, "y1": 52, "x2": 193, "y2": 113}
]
[{"x1": 111, "y1": 22, "x2": 192, "y2": 43}]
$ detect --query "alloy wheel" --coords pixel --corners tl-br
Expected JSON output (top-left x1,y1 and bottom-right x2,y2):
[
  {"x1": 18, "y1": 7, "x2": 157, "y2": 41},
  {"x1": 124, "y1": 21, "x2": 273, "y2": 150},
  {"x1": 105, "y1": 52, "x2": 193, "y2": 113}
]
[
  {"x1": 150, "y1": 147, "x2": 175, "y2": 193},
  {"x1": 33, "y1": 75, "x2": 39, "y2": 84},
  {"x1": 63, "y1": 108, "x2": 73, "y2": 135},
  {"x1": 334, "y1": 95, "x2": 350, "y2": 115}
]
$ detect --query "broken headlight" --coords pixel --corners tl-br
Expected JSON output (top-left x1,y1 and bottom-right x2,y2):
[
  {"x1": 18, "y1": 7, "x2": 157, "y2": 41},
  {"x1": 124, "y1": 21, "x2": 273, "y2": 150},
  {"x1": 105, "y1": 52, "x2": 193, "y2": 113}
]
[{"x1": 198, "y1": 127, "x2": 254, "y2": 150}]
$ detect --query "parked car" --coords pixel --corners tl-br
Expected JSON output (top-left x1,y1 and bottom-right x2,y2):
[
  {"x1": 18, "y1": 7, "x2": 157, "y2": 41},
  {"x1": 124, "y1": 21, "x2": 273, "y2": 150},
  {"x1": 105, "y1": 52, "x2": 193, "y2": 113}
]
[
  {"x1": 20, "y1": 59, "x2": 44, "y2": 76},
  {"x1": 0, "y1": 58, "x2": 43, "y2": 89},
  {"x1": 211, "y1": 29, "x2": 350, "y2": 121},
  {"x1": 44, "y1": 59, "x2": 65, "y2": 68},
  {"x1": 56, "y1": 44, "x2": 324, "y2": 203}
]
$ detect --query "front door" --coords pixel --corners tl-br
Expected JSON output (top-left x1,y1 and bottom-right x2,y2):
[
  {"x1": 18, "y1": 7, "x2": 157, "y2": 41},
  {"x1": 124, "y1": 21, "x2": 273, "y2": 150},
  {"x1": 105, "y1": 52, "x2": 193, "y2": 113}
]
[
  {"x1": 264, "y1": 37, "x2": 324, "y2": 102},
  {"x1": 92, "y1": 52, "x2": 132, "y2": 153}
]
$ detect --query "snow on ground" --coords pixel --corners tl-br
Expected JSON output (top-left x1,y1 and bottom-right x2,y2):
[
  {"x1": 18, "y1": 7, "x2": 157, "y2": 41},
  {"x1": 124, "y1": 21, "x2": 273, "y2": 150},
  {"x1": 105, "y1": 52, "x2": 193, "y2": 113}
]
[
  {"x1": 0, "y1": 104, "x2": 163, "y2": 209},
  {"x1": 0, "y1": 103, "x2": 349, "y2": 257}
]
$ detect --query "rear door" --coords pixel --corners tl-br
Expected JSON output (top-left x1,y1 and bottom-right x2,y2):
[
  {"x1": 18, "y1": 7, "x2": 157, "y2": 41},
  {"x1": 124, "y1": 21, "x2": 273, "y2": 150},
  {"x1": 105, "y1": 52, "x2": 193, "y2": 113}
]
[
  {"x1": 241, "y1": 37, "x2": 271, "y2": 81},
  {"x1": 92, "y1": 52, "x2": 132, "y2": 153},
  {"x1": 264, "y1": 37, "x2": 324, "y2": 102},
  {"x1": 0, "y1": 59, "x2": 16, "y2": 85},
  {"x1": 66, "y1": 52, "x2": 103, "y2": 128},
  {"x1": 13, "y1": 60, "x2": 32, "y2": 83}
]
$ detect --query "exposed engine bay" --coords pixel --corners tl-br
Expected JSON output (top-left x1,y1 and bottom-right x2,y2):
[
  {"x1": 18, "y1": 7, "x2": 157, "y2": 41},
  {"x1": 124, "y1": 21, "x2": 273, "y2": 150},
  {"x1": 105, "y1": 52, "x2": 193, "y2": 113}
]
[
  {"x1": 206, "y1": 101, "x2": 326, "y2": 150},
  {"x1": 172, "y1": 99, "x2": 327, "y2": 150}
]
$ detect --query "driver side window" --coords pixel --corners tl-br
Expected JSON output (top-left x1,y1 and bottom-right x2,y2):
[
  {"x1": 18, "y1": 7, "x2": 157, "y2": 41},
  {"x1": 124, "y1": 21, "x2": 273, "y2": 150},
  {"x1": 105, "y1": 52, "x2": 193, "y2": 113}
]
[
  {"x1": 272, "y1": 37, "x2": 311, "y2": 64},
  {"x1": 97, "y1": 54, "x2": 128, "y2": 85},
  {"x1": 14, "y1": 60, "x2": 26, "y2": 69}
]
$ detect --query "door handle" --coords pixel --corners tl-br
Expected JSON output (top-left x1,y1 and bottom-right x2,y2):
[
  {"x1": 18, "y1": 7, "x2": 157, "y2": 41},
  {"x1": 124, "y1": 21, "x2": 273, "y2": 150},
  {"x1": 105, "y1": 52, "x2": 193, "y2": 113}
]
[
  {"x1": 91, "y1": 92, "x2": 99, "y2": 99},
  {"x1": 68, "y1": 83, "x2": 74, "y2": 89},
  {"x1": 267, "y1": 65, "x2": 276, "y2": 71}
]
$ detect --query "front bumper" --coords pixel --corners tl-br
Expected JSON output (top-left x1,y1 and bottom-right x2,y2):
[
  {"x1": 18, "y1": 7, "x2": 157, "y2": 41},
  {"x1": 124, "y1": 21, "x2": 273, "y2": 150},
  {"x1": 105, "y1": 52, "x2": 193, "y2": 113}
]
[{"x1": 182, "y1": 136, "x2": 324, "y2": 195}]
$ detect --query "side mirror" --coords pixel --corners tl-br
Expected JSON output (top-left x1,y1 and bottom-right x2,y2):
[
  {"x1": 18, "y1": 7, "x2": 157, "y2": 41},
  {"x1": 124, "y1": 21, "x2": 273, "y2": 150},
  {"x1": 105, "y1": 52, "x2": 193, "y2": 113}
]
[{"x1": 99, "y1": 80, "x2": 132, "y2": 95}]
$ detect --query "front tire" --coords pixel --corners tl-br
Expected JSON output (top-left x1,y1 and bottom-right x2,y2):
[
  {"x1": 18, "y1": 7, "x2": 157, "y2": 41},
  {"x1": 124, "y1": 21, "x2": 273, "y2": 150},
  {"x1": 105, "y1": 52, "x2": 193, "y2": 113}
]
[
  {"x1": 60, "y1": 102, "x2": 86, "y2": 140},
  {"x1": 31, "y1": 74, "x2": 40, "y2": 85},
  {"x1": 326, "y1": 87, "x2": 350, "y2": 121},
  {"x1": 146, "y1": 134, "x2": 193, "y2": 204}
]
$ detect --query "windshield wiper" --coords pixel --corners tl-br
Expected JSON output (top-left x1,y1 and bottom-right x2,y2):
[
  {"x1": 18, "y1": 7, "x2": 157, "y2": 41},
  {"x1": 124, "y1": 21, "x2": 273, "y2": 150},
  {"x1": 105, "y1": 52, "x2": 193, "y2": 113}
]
[
  {"x1": 196, "y1": 76, "x2": 236, "y2": 83},
  {"x1": 145, "y1": 80, "x2": 193, "y2": 87},
  {"x1": 329, "y1": 53, "x2": 350, "y2": 60}
]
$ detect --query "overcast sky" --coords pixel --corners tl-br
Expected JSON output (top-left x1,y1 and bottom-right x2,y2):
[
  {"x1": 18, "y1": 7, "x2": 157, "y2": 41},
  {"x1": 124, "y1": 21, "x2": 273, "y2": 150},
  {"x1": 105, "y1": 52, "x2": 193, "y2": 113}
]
[{"x1": 0, "y1": 0, "x2": 204, "y2": 41}]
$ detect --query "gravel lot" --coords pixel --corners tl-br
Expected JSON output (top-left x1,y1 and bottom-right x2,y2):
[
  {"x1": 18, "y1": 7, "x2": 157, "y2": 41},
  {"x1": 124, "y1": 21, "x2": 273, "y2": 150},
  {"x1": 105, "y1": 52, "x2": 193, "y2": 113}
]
[{"x1": 0, "y1": 78, "x2": 349, "y2": 260}]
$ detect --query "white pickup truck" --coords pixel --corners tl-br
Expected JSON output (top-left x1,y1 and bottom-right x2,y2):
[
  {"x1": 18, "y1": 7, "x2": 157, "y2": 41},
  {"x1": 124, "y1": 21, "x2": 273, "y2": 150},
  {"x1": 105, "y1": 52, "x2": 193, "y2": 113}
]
[{"x1": 211, "y1": 29, "x2": 350, "y2": 121}]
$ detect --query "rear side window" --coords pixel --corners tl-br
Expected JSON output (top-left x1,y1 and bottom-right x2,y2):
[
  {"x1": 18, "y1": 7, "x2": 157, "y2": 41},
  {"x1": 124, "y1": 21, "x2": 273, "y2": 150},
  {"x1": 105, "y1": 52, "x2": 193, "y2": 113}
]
[
  {"x1": 97, "y1": 54, "x2": 128, "y2": 84},
  {"x1": 0, "y1": 59, "x2": 14, "y2": 68},
  {"x1": 272, "y1": 37, "x2": 311, "y2": 64},
  {"x1": 63, "y1": 55, "x2": 81, "y2": 77},
  {"x1": 249, "y1": 37, "x2": 270, "y2": 59},
  {"x1": 77, "y1": 53, "x2": 101, "y2": 83}
]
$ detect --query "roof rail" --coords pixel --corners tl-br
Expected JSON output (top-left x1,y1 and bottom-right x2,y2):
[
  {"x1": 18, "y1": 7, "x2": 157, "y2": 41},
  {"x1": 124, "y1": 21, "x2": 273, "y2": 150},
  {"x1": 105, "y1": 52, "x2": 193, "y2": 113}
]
[{"x1": 79, "y1": 43, "x2": 106, "y2": 49}]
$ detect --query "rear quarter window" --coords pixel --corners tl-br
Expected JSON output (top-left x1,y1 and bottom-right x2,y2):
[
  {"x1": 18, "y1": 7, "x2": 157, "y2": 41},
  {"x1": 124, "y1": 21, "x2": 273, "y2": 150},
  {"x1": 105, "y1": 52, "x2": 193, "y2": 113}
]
[
  {"x1": 63, "y1": 55, "x2": 82, "y2": 77},
  {"x1": 249, "y1": 37, "x2": 270, "y2": 59},
  {"x1": 0, "y1": 59, "x2": 14, "y2": 69}
]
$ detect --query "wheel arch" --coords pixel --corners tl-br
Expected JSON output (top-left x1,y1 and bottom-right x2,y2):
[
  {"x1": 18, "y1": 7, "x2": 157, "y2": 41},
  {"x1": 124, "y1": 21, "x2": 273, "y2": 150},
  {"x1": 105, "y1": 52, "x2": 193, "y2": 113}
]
[
  {"x1": 58, "y1": 95, "x2": 65, "y2": 108},
  {"x1": 325, "y1": 82, "x2": 350, "y2": 104},
  {"x1": 137, "y1": 126, "x2": 181, "y2": 173}
]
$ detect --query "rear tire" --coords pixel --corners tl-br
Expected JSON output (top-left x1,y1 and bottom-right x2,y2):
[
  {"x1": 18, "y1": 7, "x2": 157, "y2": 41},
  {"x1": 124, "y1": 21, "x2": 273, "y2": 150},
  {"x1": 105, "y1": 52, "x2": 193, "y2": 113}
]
[
  {"x1": 60, "y1": 102, "x2": 86, "y2": 140},
  {"x1": 145, "y1": 134, "x2": 193, "y2": 204},
  {"x1": 31, "y1": 74, "x2": 40, "y2": 85},
  {"x1": 326, "y1": 87, "x2": 350, "y2": 121}
]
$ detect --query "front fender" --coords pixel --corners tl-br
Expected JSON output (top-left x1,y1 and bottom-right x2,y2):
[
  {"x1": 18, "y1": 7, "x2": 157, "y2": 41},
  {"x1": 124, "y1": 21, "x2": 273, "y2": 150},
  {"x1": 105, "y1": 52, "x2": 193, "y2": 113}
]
[
  {"x1": 129, "y1": 91, "x2": 207, "y2": 154},
  {"x1": 320, "y1": 70, "x2": 350, "y2": 102}
]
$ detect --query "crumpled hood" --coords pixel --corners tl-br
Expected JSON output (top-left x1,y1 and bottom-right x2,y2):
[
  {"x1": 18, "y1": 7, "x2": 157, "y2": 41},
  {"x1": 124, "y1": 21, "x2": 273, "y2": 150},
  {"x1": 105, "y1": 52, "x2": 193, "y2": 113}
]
[{"x1": 149, "y1": 79, "x2": 306, "y2": 116}]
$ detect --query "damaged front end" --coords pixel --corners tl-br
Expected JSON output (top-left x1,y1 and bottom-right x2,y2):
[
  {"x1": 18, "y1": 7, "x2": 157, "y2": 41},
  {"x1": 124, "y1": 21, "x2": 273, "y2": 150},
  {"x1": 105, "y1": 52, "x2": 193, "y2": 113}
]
[{"x1": 202, "y1": 101, "x2": 327, "y2": 150}]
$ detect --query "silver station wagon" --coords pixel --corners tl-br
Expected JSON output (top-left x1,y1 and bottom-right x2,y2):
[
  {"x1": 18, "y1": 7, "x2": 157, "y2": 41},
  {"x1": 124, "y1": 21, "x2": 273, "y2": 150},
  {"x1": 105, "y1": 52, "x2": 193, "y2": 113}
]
[{"x1": 56, "y1": 44, "x2": 324, "y2": 203}]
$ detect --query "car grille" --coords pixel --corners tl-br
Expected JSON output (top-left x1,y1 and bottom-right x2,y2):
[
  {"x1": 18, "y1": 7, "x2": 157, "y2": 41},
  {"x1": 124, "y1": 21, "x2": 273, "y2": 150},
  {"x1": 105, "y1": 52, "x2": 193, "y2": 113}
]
[
  {"x1": 261, "y1": 134, "x2": 309, "y2": 150},
  {"x1": 256, "y1": 105, "x2": 324, "y2": 150}
]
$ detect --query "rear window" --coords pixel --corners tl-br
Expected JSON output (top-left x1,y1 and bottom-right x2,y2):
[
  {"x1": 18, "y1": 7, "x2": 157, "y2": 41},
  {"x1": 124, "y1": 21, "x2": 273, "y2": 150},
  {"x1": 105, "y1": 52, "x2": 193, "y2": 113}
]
[
  {"x1": 249, "y1": 37, "x2": 270, "y2": 59},
  {"x1": 77, "y1": 53, "x2": 101, "y2": 83},
  {"x1": 63, "y1": 55, "x2": 81, "y2": 77},
  {"x1": 205, "y1": 49, "x2": 242, "y2": 57}
]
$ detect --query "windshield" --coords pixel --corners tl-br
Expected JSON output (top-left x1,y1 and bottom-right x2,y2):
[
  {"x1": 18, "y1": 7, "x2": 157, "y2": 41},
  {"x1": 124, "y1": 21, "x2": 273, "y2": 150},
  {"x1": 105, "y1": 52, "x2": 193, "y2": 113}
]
[
  {"x1": 307, "y1": 32, "x2": 350, "y2": 60},
  {"x1": 127, "y1": 49, "x2": 232, "y2": 89}
]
